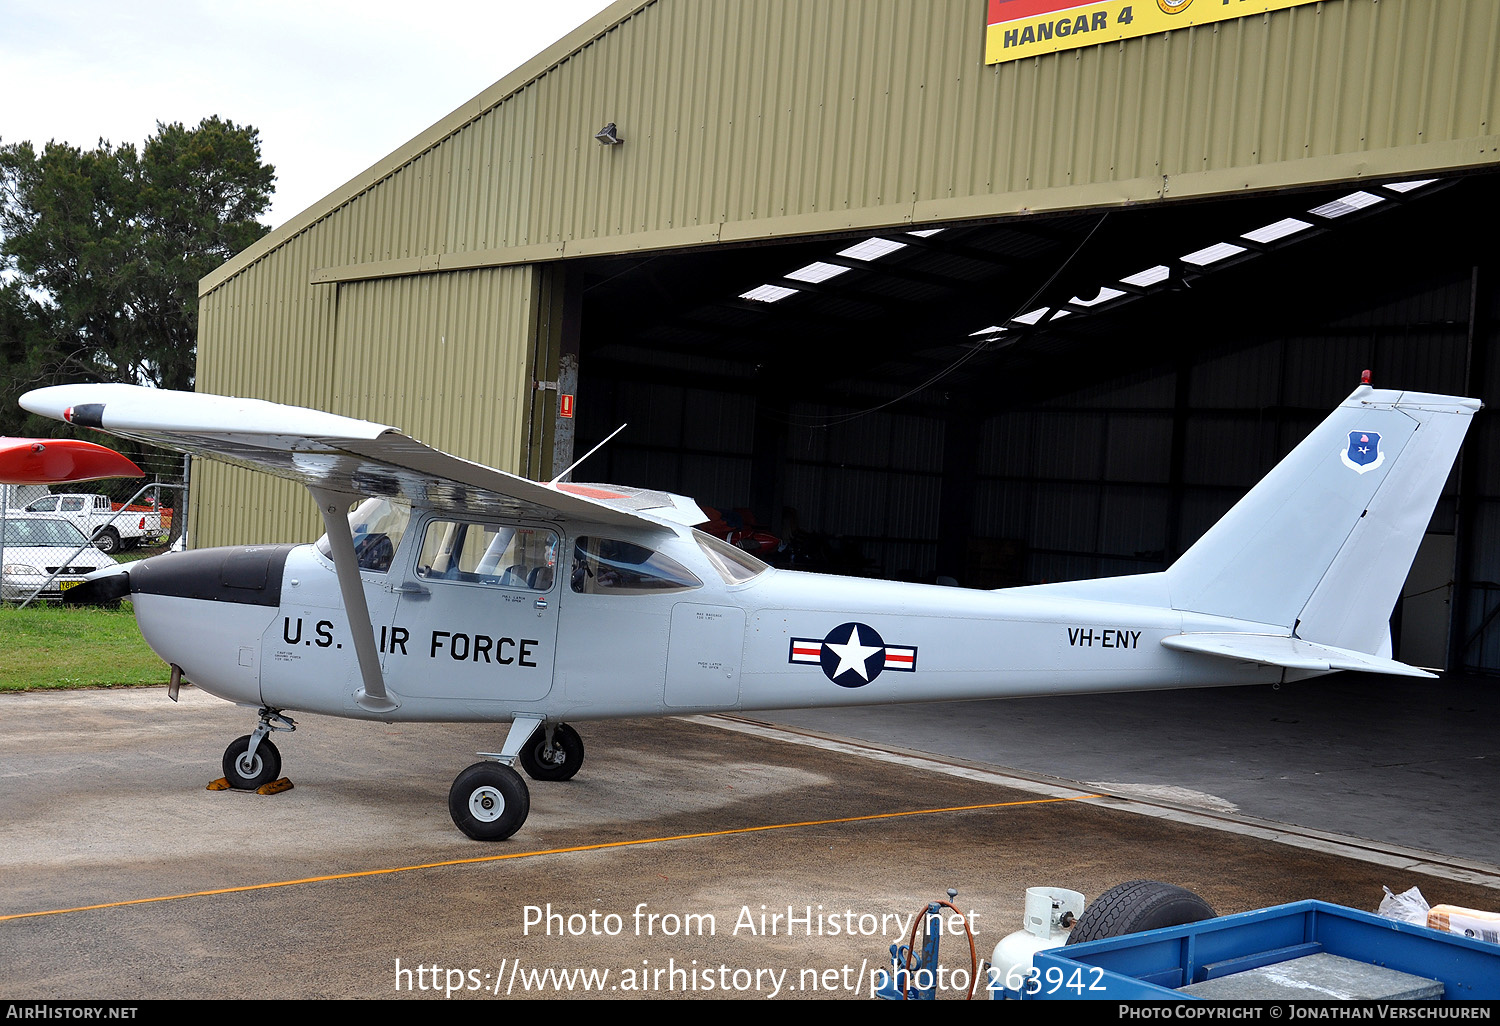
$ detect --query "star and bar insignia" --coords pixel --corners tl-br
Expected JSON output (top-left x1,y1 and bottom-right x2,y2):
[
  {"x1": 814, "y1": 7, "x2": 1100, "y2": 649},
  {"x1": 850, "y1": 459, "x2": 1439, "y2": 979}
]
[{"x1": 788, "y1": 622, "x2": 917, "y2": 688}]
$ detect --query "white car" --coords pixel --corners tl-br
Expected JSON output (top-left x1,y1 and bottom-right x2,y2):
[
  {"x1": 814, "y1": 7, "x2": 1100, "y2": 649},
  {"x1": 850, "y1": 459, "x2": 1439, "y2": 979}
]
[{"x1": 1, "y1": 514, "x2": 119, "y2": 602}]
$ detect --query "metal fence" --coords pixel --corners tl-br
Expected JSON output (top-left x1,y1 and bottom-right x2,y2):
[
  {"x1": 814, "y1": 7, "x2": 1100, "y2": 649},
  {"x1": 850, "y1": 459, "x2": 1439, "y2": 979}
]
[{"x1": 1, "y1": 452, "x2": 189, "y2": 607}]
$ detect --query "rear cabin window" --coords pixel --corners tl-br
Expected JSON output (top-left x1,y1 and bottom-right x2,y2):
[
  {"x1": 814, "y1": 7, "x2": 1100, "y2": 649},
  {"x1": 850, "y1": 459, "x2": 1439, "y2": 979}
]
[
  {"x1": 416, "y1": 520, "x2": 558, "y2": 591},
  {"x1": 570, "y1": 537, "x2": 702, "y2": 595}
]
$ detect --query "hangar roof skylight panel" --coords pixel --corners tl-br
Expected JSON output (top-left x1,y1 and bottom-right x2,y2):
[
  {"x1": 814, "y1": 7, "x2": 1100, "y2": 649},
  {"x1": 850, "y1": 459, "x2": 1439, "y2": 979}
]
[
  {"x1": 1383, "y1": 179, "x2": 1437, "y2": 194},
  {"x1": 784, "y1": 261, "x2": 850, "y2": 284},
  {"x1": 1308, "y1": 190, "x2": 1385, "y2": 219},
  {"x1": 1241, "y1": 217, "x2": 1313, "y2": 244},
  {"x1": 838, "y1": 237, "x2": 908, "y2": 261},
  {"x1": 1069, "y1": 286, "x2": 1127, "y2": 307},
  {"x1": 739, "y1": 284, "x2": 798, "y2": 303},
  {"x1": 1120, "y1": 265, "x2": 1171, "y2": 288},
  {"x1": 1182, "y1": 241, "x2": 1248, "y2": 266}
]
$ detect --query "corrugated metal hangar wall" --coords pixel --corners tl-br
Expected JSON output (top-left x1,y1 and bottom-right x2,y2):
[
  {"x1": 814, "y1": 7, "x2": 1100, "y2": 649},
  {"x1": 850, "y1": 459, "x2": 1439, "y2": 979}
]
[{"x1": 195, "y1": 0, "x2": 1500, "y2": 671}]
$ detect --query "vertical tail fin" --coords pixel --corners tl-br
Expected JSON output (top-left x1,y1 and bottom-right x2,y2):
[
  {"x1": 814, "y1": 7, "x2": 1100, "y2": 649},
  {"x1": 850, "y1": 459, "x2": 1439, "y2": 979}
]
[{"x1": 1165, "y1": 384, "x2": 1481, "y2": 653}]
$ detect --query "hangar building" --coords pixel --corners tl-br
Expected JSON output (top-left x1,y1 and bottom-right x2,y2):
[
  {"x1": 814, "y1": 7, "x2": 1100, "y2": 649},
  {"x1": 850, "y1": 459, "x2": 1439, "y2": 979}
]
[{"x1": 196, "y1": 0, "x2": 1500, "y2": 673}]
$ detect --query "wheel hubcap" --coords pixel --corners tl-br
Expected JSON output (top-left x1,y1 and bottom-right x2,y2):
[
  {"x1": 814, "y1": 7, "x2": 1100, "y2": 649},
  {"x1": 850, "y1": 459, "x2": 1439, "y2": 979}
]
[
  {"x1": 236, "y1": 752, "x2": 262, "y2": 777},
  {"x1": 468, "y1": 786, "x2": 506, "y2": 822}
]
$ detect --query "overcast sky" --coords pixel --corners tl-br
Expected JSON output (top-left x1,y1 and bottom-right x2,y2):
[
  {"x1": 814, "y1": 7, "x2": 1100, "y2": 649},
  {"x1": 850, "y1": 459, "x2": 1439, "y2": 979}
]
[{"x1": 1, "y1": 0, "x2": 616, "y2": 228}]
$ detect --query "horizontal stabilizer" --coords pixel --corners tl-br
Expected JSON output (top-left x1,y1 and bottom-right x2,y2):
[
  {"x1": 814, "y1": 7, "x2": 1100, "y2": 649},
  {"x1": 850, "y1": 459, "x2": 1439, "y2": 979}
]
[{"x1": 1160, "y1": 633, "x2": 1435, "y2": 678}]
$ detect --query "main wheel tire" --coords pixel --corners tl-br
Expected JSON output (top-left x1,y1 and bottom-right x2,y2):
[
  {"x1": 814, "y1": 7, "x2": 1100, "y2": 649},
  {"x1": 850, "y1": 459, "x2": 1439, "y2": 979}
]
[
  {"x1": 222, "y1": 735, "x2": 281, "y2": 790},
  {"x1": 518, "y1": 723, "x2": 584, "y2": 782},
  {"x1": 449, "y1": 762, "x2": 530, "y2": 841},
  {"x1": 93, "y1": 528, "x2": 121, "y2": 554},
  {"x1": 1065, "y1": 880, "x2": 1216, "y2": 945}
]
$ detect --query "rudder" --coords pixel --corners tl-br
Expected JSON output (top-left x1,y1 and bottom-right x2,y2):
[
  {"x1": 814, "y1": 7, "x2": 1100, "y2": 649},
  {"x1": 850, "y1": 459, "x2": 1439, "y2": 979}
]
[{"x1": 1165, "y1": 384, "x2": 1481, "y2": 653}]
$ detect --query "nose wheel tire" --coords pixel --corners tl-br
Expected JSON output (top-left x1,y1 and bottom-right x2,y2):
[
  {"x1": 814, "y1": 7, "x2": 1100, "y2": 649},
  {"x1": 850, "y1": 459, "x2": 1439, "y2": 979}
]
[
  {"x1": 519, "y1": 722, "x2": 585, "y2": 782},
  {"x1": 449, "y1": 762, "x2": 530, "y2": 841},
  {"x1": 222, "y1": 735, "x2": 282, "y2": 790}
]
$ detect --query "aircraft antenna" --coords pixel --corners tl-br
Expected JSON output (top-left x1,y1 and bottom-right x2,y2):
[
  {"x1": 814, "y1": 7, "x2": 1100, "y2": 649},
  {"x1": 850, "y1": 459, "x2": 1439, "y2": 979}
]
[{"x1": 549, "y1": 423, "x2": 627, "y2": 485}]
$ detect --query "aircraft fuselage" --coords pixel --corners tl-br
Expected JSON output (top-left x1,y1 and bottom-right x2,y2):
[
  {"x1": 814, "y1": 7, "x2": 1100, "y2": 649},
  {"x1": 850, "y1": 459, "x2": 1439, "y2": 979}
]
[{"x1": 130, "y1": 518, "x2": 1284, "y2": 725}]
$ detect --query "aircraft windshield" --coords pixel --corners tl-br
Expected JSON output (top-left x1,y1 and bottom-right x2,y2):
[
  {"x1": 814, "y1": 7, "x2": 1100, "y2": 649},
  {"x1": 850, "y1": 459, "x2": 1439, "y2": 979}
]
[
  {"x1": 694, "y1": 531, "x2": 769, "y2": 584},
  {"x1": 315, "y1": 496, "x2": 411, "y2": 573}
]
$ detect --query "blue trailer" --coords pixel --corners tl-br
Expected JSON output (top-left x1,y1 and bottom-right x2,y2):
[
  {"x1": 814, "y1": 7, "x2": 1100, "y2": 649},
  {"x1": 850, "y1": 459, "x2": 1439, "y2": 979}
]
[{"x1": 1023, "y1": 900, "x2": 1500, "y2": 1000}]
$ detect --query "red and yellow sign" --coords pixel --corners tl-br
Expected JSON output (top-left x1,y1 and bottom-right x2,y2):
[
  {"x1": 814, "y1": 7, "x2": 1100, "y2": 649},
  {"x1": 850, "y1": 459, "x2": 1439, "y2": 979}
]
[{"x1": 986, "y1": 0, "x2": 1321, "y2": 65}]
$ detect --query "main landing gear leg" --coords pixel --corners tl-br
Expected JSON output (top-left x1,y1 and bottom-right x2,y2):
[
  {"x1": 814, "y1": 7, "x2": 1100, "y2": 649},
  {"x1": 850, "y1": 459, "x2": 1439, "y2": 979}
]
[
  {"x1": 519, "y1": 722, "x2": 585, "y2": 782},
  {"x1": 223, "y1": 708, "x2": 297, "y2": 790},
  {"x1": 448, "y1": 715, "x2": 541, "y2": 841}
]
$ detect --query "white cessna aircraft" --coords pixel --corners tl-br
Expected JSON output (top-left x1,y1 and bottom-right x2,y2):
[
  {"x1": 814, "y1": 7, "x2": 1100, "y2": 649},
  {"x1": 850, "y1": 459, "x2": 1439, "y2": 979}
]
[{"x1": 20, "y1": 377, "x2": 1480, "y2": 841}]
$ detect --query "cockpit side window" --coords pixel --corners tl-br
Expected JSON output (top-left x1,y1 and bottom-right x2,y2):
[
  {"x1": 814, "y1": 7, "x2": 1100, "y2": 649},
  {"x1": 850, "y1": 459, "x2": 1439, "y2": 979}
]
[
  {"x1": 314, "y1": 496, "x2": 411, "y2": 573},
  {"x1": 570, "y1": 537, "x2": 702, "y2": 595},
  {"x1": 415, "y1": 519, "x2": 558, "y2": 591}
]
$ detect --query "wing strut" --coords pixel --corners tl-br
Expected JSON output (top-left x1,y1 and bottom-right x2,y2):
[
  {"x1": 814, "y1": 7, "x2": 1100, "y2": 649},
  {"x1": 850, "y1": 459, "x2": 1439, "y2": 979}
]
[{"x1": 310, "y1": 486, "x2": 398, "y2": 713}]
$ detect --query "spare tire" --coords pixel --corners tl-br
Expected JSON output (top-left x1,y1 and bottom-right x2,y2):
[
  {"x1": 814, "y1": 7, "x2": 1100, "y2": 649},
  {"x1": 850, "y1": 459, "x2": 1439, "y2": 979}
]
[{"x1": 1065, "y1": 880, "x2": 1216, "y2": 945}]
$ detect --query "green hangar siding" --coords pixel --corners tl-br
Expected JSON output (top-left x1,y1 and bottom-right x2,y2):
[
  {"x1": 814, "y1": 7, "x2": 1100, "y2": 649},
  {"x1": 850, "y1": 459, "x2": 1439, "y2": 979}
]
[{"x1": 195, "y1": 0, "x2": 1500, "y2": 546}]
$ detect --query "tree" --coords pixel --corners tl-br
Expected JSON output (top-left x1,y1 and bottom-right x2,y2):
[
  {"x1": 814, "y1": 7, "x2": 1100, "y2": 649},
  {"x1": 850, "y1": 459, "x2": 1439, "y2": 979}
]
[{"x1": 0, "y1": 117, "x2": 274, "y2": 434}]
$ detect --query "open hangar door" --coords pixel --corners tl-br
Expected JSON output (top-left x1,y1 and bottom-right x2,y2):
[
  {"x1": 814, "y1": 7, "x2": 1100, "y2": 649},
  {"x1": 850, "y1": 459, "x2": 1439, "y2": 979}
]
[{"x1": 567, "y1": 171, "x2": 1500, "y2": 673}]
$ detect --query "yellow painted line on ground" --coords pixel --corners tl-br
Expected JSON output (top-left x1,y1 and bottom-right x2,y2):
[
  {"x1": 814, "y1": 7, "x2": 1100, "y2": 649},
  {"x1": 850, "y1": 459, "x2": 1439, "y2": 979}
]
[{"x1": 2, "y1": 793, "x2": 1101, "y2": 922}]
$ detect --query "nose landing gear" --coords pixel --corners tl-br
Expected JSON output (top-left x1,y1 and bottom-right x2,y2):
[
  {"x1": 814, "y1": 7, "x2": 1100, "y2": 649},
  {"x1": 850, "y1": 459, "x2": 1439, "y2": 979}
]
[
  {"x1": 223, "y1": 734, "x2": 281, "y2": 789},
  {"x1": 221, "y1": 708, "x2": 297, "y2": 791}
]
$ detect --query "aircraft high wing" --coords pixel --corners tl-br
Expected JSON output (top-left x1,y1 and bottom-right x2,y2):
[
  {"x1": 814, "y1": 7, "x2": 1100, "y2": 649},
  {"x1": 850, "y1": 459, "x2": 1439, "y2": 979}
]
[
  {"x1": 21, "y1": 383, "x2": 703, "y2": 528},
  {"x1": 19, "y1": 378, "x2": 1481, "y2": 842}
]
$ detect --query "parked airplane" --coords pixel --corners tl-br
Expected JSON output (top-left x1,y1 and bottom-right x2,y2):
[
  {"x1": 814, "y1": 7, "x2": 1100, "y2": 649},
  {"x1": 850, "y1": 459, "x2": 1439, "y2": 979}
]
[{"x1": 19, "y1": 377, "x2": 1480, "y2": 841}]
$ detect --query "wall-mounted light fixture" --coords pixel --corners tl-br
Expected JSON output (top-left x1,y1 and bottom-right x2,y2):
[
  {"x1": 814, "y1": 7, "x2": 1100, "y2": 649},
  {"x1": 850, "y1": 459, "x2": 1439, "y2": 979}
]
[{"x1": 594, "y1": 123, "x2": 623, "y2": 146}]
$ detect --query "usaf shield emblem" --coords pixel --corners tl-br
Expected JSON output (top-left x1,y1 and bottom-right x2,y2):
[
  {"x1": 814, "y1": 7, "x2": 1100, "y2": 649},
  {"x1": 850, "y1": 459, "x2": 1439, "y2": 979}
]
[{"x1": 1341, "y1": 431, "x2": 1384, "y2": 474}]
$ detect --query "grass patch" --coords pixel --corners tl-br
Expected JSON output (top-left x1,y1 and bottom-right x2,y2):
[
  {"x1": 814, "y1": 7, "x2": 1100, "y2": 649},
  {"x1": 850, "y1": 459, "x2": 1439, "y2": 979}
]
[{"x1": 0, "y1": 604, "x2": 169, "y2": 690}]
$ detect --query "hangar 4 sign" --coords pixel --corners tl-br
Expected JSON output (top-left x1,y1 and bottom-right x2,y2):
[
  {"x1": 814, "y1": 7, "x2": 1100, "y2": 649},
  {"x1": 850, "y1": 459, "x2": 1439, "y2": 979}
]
[{"x1": 985, "y1": 0, "x2": 1322, "y2": 65}]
